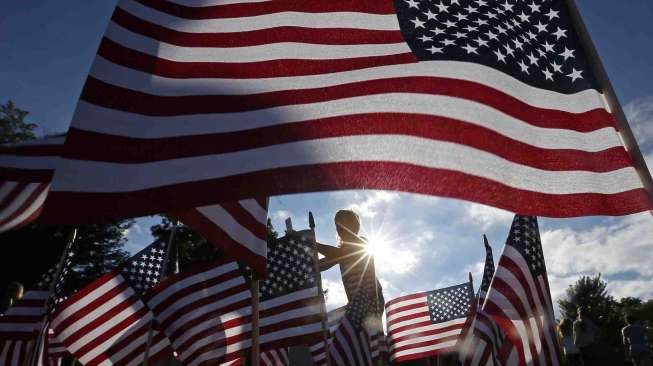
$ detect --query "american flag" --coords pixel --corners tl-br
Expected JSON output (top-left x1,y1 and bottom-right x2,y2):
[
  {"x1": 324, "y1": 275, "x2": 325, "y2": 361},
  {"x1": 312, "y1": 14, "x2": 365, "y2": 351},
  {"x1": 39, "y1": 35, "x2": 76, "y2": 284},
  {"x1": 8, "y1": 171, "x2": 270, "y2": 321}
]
[
  {"x1": 49, "y1": 239, "x2": 174, "y2": 366},
  {"x1": 260, "y1": 348, "x2": 289, "y2": 366},
  {"x1": 385, "y1": 282, "x2": 474, "y2": 362},
  {"x1": 328, "y1": 284, "x2": 386, "y2": 366},
  {"x1": 43, "y1": 0, "x2": 650, "y2": 226},
  {"x1": 458, "y1": 307, "x2": 507, "y2": 366},
  {"x1": 0, "y1": 248, "x2": 77, "y2": 366},
  {"x1": 172, "y1": 197, "x2": 270, "y2": 275},
  {"x1": 252, "y1": 230, "x2": 323, "y2": 349},
  {"x1": 480, "y1": 215, "x2": 561, "y2": 365},
  {"x1": 478, "y1": 234, "x2": 495, "y2": 306},
  {"x1": 144, "y1": 260, "x2": 252, "y2": 366},
  {"x1": 0, "y1": 135, "x2": 64, "y2": 233},
  {"x1": 309, "y1": 306, "x2": 346, "y2": 366}
]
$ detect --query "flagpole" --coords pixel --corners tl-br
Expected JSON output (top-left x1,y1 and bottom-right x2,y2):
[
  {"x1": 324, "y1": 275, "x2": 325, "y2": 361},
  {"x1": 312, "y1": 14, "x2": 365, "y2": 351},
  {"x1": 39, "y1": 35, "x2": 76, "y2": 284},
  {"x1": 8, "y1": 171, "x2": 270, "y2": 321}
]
[
  {"x1": 564, "y1": 0, "x2": 653, "y2": 204},
  {"x1": 308, "y1": 212, "x2": 334, "y2": 366},
  {"x1": 142, "y1": 221, "x2": 178, "y2": 366},
  {"x1": 251, "y1": 279, "x2": 261, "y2": 366},
  {"x1": 28, "y1": 228, "x2": 77, "y2": 366}
]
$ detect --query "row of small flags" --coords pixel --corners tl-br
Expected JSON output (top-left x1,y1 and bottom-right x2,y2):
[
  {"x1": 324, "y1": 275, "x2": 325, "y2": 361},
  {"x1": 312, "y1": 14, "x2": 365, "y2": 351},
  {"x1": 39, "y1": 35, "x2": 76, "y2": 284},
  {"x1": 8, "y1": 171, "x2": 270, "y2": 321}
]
[{"x1": 1, "y1": 212, "x2": 559, "y2": 366}]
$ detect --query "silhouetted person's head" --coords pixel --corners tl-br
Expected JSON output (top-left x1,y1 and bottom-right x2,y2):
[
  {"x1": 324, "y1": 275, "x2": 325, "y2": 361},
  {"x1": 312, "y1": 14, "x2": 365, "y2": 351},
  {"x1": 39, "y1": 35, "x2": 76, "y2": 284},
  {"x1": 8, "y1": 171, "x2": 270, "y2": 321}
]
[
  {"x1": 577, "y1": 306, "x2": 588, "y2": 320},
  {"x1": 334, "y1": 210, "x2": 360, "y2": 245},
  {"x1": 625, "y1": 314, "x2": 636, "y2": 325},
  {"x1": 558, "y1": 318, "x2": 573, "y2": 337}
]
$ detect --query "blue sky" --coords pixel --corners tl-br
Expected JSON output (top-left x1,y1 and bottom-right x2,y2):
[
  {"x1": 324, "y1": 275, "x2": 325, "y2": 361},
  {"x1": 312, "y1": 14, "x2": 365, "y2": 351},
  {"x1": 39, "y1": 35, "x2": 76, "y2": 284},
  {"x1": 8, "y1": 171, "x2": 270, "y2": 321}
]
[{"x1": 2, "y1": 1, "x2": 653, "y2": 313}]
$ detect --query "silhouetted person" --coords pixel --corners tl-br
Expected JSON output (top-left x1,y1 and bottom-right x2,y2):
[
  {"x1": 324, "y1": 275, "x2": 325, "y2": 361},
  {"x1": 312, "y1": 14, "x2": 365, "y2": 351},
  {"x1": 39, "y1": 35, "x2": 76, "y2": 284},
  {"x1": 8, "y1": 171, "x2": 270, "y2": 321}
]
[
  {"x1": 573, "y1": 307, "x2": 598, "y2": 364},
  {"x1": 0, "y1": 281, "x2": 24, "y2": 315},
  {"x1": 623, "y1": 315, "x2": 652, "y2": 366},
  {"x1": 317, "y1": 210, "x2": 384, "y2": 312},
  {"x1": 558, "y1": 318, "x2": 582, "y2": 365}
]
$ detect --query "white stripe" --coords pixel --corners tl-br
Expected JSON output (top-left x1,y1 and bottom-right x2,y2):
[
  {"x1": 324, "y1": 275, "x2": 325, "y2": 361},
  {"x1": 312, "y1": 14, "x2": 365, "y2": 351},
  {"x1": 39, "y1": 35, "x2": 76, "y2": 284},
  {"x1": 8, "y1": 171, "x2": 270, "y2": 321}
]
[
  {"x1": 387, "y1": 315, "x2": 431, "y2": 332},
  {"x1": 106, "y1": 21, "x2": 409, "y2": 62},
  {"x1": 180, "y1": 319, "x2": 250, "y2": 362},
  {"x1": 51, "y1": 275, "x2": 125, "y2": 329},
  {"x1": 195, "y1": 204, "x2": 267, "y2": 256},
  {"x1": 385, "y1": 296, "x2": 428, "y2": 313},
  {"x1": 89, "y1": 57, "x2": 606, "y2": 115},
  {"x1": 53, "y1": 135, "x2": 643, "y2": 196},
  {"x1": 260, "y1": 304, "x2": 322, "y2": 328},
  {"x1": 389, "y1": 327, "x2": 462, "y2": 351},
  {"x1": 386, "y1": 303, "x2": 428, "y2": 323},
  {"x1": 147, "y1": 262, "x2": 239, "y2": 307},
  {"x1": 81, "y1": 312, "x2": 151, "y2": 365},
  {"x1": 0, "y1": 182, "x2": 19, "y2": 202},
  {"x1": 71, "y1": 92, "x2": 621, "y2": 154},
  {"x1": 2, "y1": 136, "x2": 65, "y2": 148},
  {"x1": 486, "y1": 291, "x2": 534, "y2": 363},
  {"x1": 119, "y1": 0, "x2": 400, "y2": 33},
  {"x1": 238, "y1": 199, "x2": 268, "y2": 225},
  {"x1": 391, "y1": 339, "x2": 457, "y2": 360},
  {"x1": 259, "y1": 322, "x2": 322, "y2": 344},
  {"x1": 187, "y1": 338, "x2": 251, "y2": 366},
  {"x1": 0, "y1": 184, "x2": 48, "y2": 233}
]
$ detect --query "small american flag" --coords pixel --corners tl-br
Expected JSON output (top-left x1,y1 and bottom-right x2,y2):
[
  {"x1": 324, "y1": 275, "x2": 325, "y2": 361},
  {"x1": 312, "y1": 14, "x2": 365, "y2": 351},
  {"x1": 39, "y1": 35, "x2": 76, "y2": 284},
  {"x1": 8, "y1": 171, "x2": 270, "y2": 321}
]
[
  {"x1": 458, "y1": 307, "x2": 507, "y2": 366},
  {"x1": 478, "y1": 234, "x2": 495, "y2": 306},
  {"x1": 328, "y1": 283, "x2": 385, "y2": 366},
  {"x1": 172, "y1": 197, "x2": 269, "y2": 276},
  {"x1": 253, "y1": 230, "x2": 323, "y2": 350},
  {"x1": 49, "y1": 239, "x2": 174, "y2": 366},
  {"x1": 0, "y1": 135, "x2": 64, "y2": 233},
  {"x1": 480, "y1": 215, "x2": 561, "y2": 365},
  {"x1": 309, "y1": 306, "x2": 346, "y2": 366},
  {"x1": 260, "y1": 348, "x2": 289, "y2": 366},
  {"x1": 43, "y1": 0, "x2": 651, "y2": 226},
  {"x1": 144, "y1": 260, "x2": 251, "y2": 366},
  {"x1": 385, "y1": 282, "x2": 474, "y2": 362}
]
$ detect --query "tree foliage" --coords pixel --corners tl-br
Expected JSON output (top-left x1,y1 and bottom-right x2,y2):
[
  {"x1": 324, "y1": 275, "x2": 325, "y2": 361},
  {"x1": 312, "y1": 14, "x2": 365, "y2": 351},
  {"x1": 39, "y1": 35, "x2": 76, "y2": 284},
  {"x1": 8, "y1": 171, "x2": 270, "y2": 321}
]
[
  {"x1": 0, "y1": 100, "x2": 38, "y2": 144},
  {"x1": 558, "y1": 274, "x2": 613, "y2": 321}
]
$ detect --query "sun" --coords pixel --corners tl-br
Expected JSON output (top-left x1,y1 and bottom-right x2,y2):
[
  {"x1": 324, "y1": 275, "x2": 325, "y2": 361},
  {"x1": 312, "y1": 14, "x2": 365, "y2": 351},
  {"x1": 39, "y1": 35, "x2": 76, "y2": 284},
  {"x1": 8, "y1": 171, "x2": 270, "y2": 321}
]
[{"x1": 364, "y1": 233, "x2": 393, "y2": 263}]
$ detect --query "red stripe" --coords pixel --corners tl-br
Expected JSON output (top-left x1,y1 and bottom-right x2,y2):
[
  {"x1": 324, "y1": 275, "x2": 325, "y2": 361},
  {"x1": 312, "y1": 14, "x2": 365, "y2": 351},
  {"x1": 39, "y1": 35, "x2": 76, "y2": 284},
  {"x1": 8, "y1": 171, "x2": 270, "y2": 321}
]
[
  {"x1": 80, "y1": 72, "x2": 616, "y2": 133},
  {"x1": 391, "y1": 334, "x2": 459, "y2": 359},
  {"x1": 50, "y1": 271, "x2": 120, "y2": 320},
  {"x1": 42, "y1": 162, "x2": 652, "y2": 225},
  {"x1": 259, "y1": 295, "x2": 321, "y2": 320},
  {"x1": 386, "y1": 309, "x2": 429, "y2": 328},
  {"x1": 220, "y1": 201, "x2": 267, "y2": 241},
  {"x1": 145, "y1": 259, "x2": 234, "y2": 298},
  {"x1": 483, "y1": 301, "x2": 525, "y2": 366},
  {"x1": 0, "y1": 145, "x2": 61, "y2": 157},
  {"x1": 63, "y1": 116, "x2": 630, "y2": 175},
  {"x1": 180, "y1": 322, "x2": 251, "y2": 364},
  {"x1": 173, "y1": 207, "x2": 268, "y2": 276},
  {"x1": 96, "y1": 37, "x2": 417, "y2": 79},
  {"x1": 132, "y1": 0, "x2": 397, "y2": 19},
  {"x1": 0, "y1": 182, "x2": 29, "y2": 214},
  {"x1": 112, "y1": 7, "x2": 404, "y2": 47},
  {"x1": 0, "y1": 168, "x2": 53, "y2": 182}
]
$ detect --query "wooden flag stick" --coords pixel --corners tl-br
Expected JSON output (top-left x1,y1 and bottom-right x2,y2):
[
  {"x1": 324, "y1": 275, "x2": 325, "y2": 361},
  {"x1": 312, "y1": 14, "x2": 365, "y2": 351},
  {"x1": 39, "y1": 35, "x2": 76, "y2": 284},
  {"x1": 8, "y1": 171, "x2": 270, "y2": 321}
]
[
  {"x1": 251, "y1": 279, "x2": 261, "y2": 366},
  {"x1": 143, "y1": 222, "x2": 178, "y2": 366},
  {"x1": 308, "y1": 212, "x2": 333, "y2": 366},
  {"x1": 564, "y1": 0, "x2": 653, "y2": 204},
  {"x1": 28, "y1": 228, "x2": 77, "y2": 366}
]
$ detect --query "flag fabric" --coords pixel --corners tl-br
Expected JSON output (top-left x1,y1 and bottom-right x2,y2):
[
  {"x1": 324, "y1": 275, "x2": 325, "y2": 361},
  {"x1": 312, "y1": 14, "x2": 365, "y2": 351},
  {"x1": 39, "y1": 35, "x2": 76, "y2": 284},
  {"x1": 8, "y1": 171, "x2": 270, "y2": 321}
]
[
  {"x1": 328, "y1": 282, "x2": 386, "y2": 366},
  {"x1": 43, "y1": 0, "x2": 651, "y2": 225},
  {"x1": 481, "y1": 215, "x2": 561, "y2": 366},
  {"x1": 171, "y1": 197, "x2": 269, "y2": 275},
  {"x1": 459, "y1": 307, "x2": 509, "y2": 366},
  {"x1": 478, "y1": 234, "x2": 496, "y2": 306},
  {"x1": 385, "y1": 282, "x2": 474, "y2": 362},
  {"x1": 0, "y1": 135, "x2": 64, "y2": 232},
  {"x1": 1, "y1": 338, "x2": 34, "y2": 366},
  {"x1": 309, "y1": 306, "x2": 346, "y2": 366},
  {"x1": 144, "y1": 260, "x2": 252, "y2": 366},
  {"x1": 49, "y1": 240, "x2": 174, "y2": 366},
  {"x1": 260, "y1": 348, "x2": 289, "y2": 366},
  {"x1": 250, "y1": 230, "x2": 324, "y2": 349}
]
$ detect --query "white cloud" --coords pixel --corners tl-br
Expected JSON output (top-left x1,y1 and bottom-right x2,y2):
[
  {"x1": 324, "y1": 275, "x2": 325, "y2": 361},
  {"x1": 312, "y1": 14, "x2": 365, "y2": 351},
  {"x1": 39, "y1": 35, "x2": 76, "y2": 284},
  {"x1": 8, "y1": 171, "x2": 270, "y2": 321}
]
[
  {"x1": 322, "y1": 278, "x2": 348, "y2": 310},
  {"x1": 273, "y1": 210, "x2": 292, "y2": 220},
  {"x1": 624, "y1": 96, "x2": 653, "y2": 147},
  {"x1": 347, "y1": 191, "x2": 400, "y2": 218},
  {"x1": 541, "y1": 212, "x2": 653, "y2": 304},
  {"x1": 463, "y1": 203, "x2": 514, "y2": 231}
]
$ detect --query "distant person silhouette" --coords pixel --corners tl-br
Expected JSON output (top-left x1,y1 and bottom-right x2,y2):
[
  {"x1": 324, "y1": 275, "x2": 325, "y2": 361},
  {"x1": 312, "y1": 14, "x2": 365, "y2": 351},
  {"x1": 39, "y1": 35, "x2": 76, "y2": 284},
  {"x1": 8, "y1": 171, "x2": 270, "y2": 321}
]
[
  {"x1": 623, "y1": 314, "x2": 652, "y2": 366},
  {"x1": 573, "y1": 307, "x2": 598, "y2": 364},
  {"x1": 558, "y1": 318, "x2": 582, "y2": 365}
]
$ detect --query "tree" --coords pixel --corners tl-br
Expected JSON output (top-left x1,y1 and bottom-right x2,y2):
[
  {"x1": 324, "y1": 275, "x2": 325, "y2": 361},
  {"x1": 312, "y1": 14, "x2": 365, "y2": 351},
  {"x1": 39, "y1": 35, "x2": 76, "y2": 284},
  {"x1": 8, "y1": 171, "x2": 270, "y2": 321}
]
[
  {"x1": 558, "y1": 274, "x2": 614, "y2": 322},
  {"x1": 0, "y1": 100, "x2": 38, "y2": 144}
]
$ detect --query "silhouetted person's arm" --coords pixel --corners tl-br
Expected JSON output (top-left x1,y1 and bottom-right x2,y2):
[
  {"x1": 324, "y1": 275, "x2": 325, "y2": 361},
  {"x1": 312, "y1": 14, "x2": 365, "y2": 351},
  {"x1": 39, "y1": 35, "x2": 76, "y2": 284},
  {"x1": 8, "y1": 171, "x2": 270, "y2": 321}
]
[{"x1": 316, "y1": 242, "x2": 341, "y2": 271}]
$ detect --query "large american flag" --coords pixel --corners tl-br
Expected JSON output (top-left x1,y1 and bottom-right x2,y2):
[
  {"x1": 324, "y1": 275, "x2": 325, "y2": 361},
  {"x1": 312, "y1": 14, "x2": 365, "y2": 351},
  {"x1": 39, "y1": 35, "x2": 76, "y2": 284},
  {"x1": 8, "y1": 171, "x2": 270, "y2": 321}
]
[
  {"x1": 49, "y1": 240, "x2": 174, "y2": 366},
  {"x1": 43, "y1": 0, "x2": 650, "y2": 225},
  {"x1": 480, "y1": 215, "x2": 561, "y2": 366},
  {"x1": 0, "y1": 135, "x2": 64, "y2": 233},
  {"x1": 478, "y1": 234, "x2": 495, "y2": 306},
  {"x1": 385, "y1": 282, "x2": 474, "y2": 362}
]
